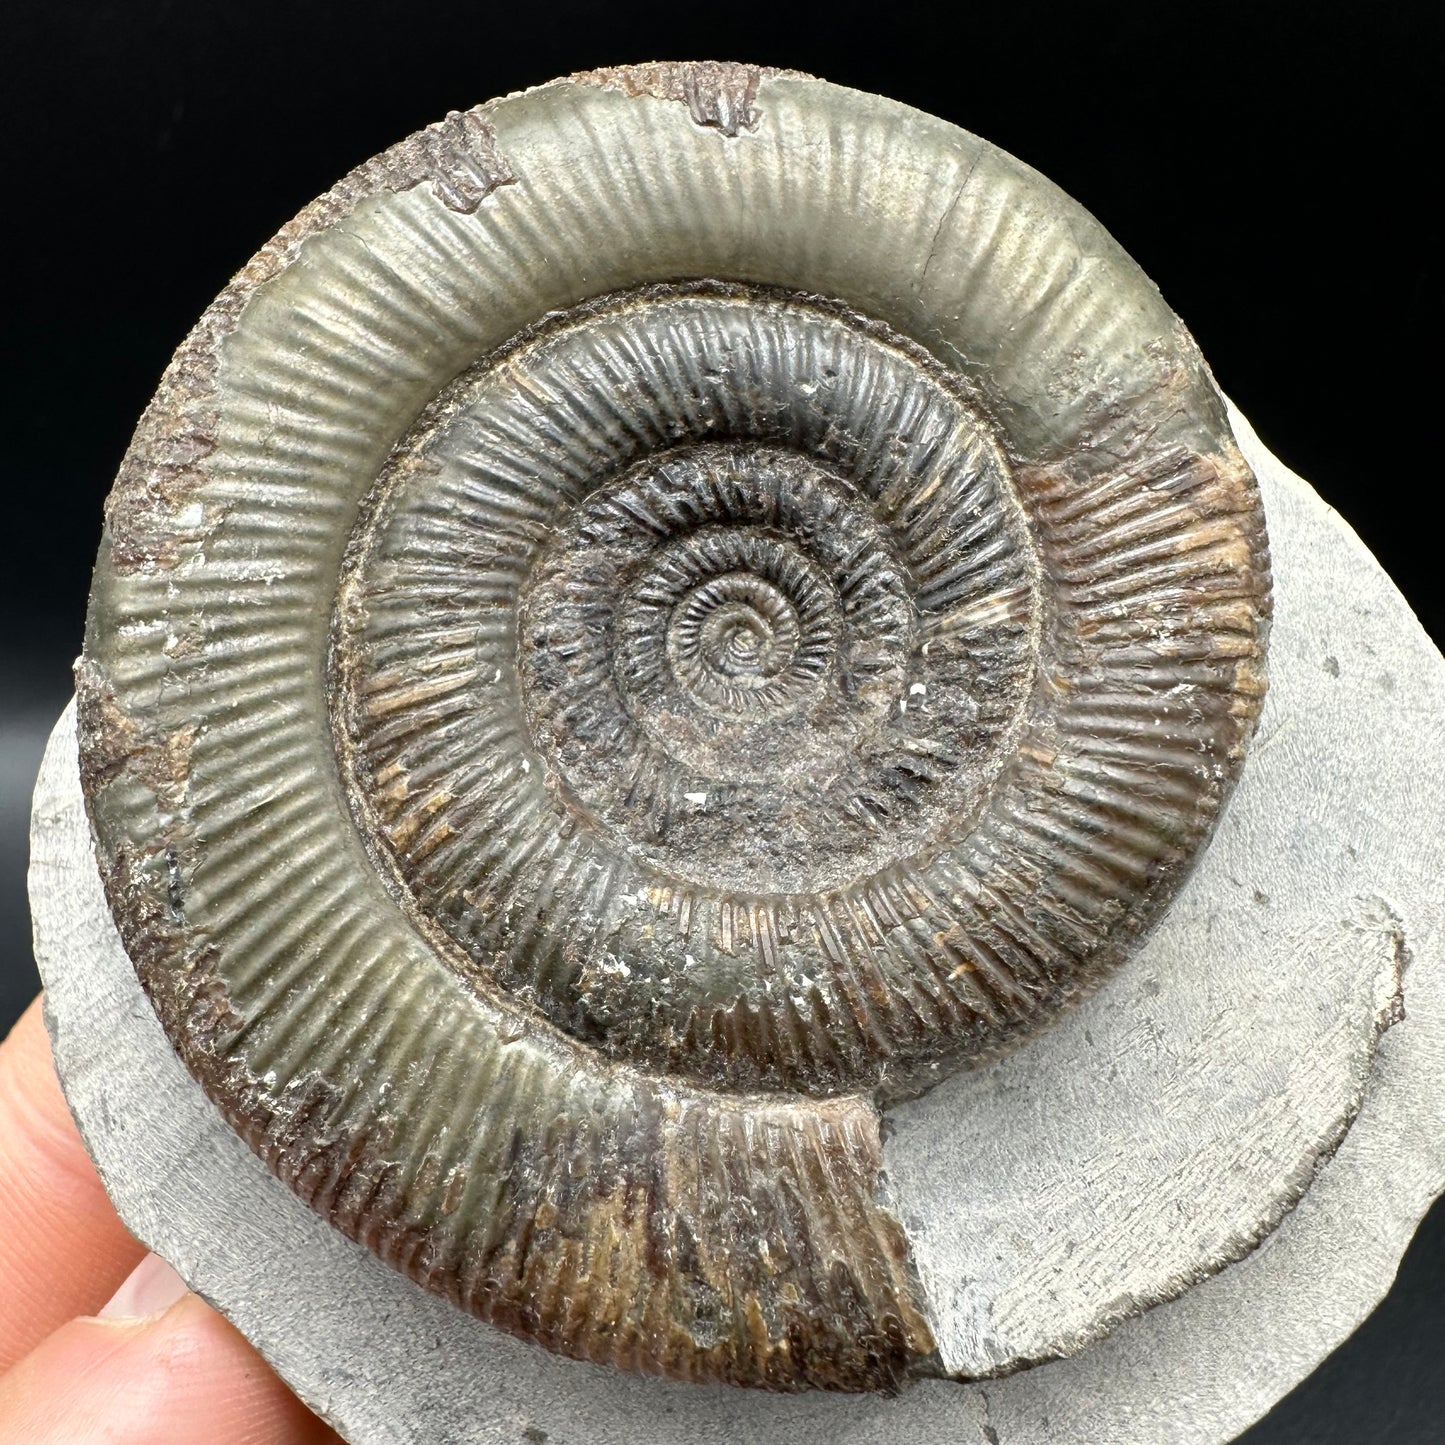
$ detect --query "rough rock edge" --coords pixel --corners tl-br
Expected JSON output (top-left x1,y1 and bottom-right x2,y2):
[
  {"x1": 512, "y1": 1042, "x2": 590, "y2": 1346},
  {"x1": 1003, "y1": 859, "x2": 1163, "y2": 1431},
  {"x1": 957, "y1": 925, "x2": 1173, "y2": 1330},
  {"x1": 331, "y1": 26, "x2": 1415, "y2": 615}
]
[{"x1": 923, "y1": 896, "x2": 1415, "y2": 1384}]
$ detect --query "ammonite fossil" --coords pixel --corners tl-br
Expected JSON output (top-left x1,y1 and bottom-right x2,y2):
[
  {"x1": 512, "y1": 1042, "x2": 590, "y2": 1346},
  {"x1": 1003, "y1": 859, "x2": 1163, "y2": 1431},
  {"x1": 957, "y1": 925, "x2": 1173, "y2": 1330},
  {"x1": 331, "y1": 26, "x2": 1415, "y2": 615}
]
[{"x1": 76, "y1": 62, "x2": 1270, "y2": 1393}]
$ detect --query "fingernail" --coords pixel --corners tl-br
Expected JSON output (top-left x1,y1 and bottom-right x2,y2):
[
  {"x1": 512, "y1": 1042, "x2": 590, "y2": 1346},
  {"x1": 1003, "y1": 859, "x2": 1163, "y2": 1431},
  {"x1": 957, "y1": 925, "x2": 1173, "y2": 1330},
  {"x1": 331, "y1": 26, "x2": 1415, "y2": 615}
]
[{"x1": 98, "y1": 1252, "x2": 189, "y2": 1320}]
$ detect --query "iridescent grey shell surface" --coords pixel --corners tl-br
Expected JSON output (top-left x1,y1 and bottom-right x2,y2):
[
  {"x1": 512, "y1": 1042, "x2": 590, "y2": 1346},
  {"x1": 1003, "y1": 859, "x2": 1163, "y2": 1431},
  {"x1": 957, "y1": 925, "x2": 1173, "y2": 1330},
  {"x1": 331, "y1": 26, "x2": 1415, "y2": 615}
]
[{"x1": 77, "y1": 63, "x2": 1270, "y2": 1393}]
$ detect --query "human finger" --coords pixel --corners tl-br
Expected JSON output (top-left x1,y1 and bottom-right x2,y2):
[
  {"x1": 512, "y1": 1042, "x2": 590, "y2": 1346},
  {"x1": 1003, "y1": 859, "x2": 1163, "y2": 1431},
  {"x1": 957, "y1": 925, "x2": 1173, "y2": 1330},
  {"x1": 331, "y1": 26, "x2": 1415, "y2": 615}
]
[
  {"x1": 0, "y1": 1258, "x2": 342, "y2": 1444},
  {"x1": 0, "y1": 997, "x2": 146, "y2": 1370}
]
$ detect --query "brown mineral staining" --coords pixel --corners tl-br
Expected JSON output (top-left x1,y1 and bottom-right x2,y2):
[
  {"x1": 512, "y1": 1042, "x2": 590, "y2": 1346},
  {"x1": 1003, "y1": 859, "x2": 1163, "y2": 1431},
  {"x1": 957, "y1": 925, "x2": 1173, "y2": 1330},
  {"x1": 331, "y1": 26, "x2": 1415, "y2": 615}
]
[
  {"x1": 74, "y1": 659, "x2": 195, "y2": 812},
  {"x1": 78, "y1": 70, "x2": 1270, "y2": 1393},
  {"x1": 100, "y1": 282, "x2": 229, "y2": 577},
  {"x1": 329, "y1": 1088, "x2": 941, "y2": 1390},
  {"x1": 104, "y1": 415, "x2": 218, "y2": 574},
  {"x1": 98, "y1": 106, "x2": 513, "y2": 578}
]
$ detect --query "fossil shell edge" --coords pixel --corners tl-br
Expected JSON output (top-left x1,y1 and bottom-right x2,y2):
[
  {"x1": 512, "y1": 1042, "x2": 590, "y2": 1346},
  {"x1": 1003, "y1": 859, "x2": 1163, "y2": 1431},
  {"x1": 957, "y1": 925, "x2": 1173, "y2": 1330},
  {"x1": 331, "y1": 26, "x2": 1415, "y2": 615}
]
[{"x1": 75, "y1": 62, "x2": 1271, "y2": 1392}]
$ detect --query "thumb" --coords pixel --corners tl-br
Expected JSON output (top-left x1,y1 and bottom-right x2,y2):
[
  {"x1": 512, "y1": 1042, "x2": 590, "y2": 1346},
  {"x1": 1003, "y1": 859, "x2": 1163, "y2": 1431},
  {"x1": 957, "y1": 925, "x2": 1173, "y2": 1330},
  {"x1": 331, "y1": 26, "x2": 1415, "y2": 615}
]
[{"x1": 0, "y1": 1254, "x2": 342, "y2": 1444}]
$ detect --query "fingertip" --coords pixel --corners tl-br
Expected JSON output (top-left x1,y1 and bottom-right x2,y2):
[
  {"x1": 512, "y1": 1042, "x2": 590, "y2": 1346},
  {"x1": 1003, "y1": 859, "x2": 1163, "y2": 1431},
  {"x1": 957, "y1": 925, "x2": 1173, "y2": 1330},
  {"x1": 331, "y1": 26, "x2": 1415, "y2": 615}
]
[
  {"x1": 97, "y1": 1251, "x2": 189, "y2": 1320},
  {"x1": 134, "y1": 1295, "x2": 344, "y2": 1443},
  {"x1": 0, "y1": 998, "x2": 72, "y2": 1142},
  {"x1": 0, "y1": 1291, "x2": 343, "y2": 1444},
  {"x1": 0, "y1": 995, "x2": 146, "y2": 1368}
]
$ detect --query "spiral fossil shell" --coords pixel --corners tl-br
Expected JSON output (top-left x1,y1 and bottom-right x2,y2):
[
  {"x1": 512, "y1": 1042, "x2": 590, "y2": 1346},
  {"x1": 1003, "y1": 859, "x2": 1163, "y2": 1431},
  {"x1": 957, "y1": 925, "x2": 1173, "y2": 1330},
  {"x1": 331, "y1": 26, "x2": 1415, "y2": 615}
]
[{"x1": 77, "y1": 63, "x2": 1270, "y2": 1392}]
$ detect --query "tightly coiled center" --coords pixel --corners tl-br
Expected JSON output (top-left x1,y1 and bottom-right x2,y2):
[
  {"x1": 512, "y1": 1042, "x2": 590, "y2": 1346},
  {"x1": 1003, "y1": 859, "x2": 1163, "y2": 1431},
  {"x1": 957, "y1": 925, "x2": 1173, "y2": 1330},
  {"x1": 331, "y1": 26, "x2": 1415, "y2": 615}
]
[
  {"x1": 671, "y1": 571, "x2": 807, "y2": 702},
  {"x1": 338, "y1": 284, "x2": 1044, "y2": 1094}
]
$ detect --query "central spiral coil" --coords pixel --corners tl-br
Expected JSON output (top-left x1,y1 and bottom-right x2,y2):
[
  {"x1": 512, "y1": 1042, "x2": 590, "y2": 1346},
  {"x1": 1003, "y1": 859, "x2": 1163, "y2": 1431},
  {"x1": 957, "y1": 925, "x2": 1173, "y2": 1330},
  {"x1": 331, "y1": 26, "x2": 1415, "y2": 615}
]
[
  {"x1": 673, "y1": 574, "x2": 800, "y2": 692},
  {"x1": 336, "y1": 285, "x2": 1040, "y2": 1096},
  {"x1": 663, "y1": 554, "x2": 815, "y2": 715}
]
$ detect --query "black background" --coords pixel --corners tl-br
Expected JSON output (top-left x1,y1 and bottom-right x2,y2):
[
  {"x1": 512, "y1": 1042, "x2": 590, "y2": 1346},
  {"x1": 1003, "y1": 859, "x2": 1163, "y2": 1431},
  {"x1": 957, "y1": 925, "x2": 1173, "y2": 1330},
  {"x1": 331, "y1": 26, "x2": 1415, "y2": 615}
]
[{"x1": 1, "y1": 2, "x2": 1439, "y2": 1440}]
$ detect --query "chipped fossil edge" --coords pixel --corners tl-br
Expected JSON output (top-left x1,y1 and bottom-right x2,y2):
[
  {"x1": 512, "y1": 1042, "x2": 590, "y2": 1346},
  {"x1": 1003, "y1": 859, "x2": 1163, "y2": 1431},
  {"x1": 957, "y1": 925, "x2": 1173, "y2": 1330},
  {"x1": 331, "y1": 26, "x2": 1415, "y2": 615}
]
[{"x1": 573, "y1": 62, "x2": 810, "y2": 137}]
